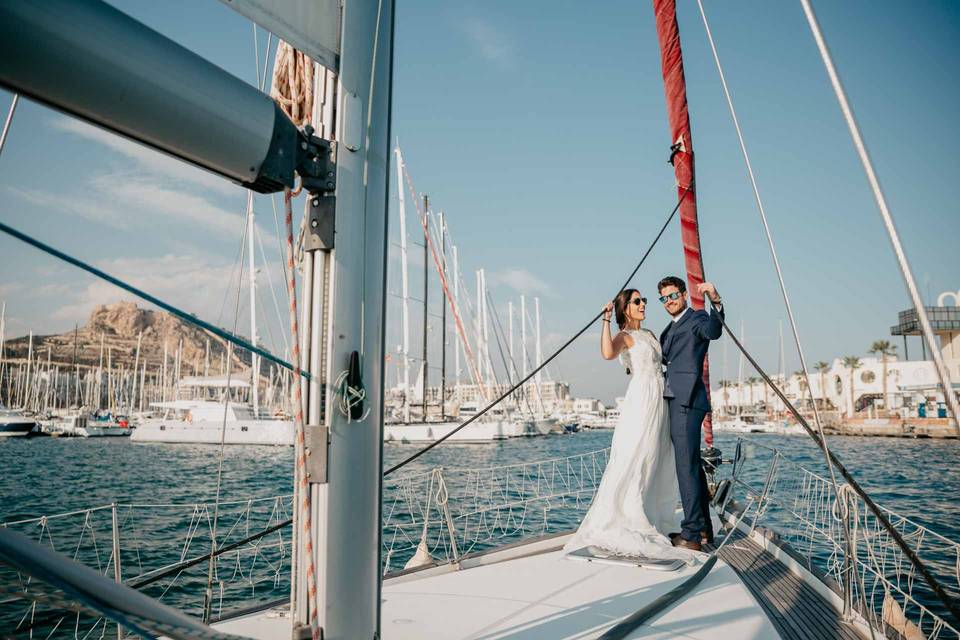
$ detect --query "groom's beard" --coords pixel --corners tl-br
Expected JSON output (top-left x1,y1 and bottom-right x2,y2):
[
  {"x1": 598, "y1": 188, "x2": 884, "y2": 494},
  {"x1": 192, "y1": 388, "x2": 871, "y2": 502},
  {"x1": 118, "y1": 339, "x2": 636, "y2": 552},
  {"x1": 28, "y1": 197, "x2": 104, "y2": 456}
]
[{"x1": 668, "y1": 302, "x2": 688, "y2": 317}]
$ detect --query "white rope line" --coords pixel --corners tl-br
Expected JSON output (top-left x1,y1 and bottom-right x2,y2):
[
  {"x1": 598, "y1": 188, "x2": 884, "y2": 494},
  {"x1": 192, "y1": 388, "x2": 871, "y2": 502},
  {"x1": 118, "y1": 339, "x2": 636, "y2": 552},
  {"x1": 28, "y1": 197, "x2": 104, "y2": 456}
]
[
  {"x1": 695, "y1": 0, "x2": 854, "y2": 575},
  {"x1": 797, "y1": 0, "x2": 960, "y2": 432},
  {"x1": 282, "y1": 187, "x2": 319, "y2": 640}
]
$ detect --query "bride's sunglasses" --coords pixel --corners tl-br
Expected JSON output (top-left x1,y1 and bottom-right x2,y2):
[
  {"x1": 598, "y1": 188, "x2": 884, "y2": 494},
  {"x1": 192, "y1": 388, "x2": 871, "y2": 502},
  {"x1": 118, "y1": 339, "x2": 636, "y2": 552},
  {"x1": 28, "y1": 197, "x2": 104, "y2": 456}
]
[
  {"x1": 630, "y1": 297, "x2": 647, "y2": 306},
  {"x1": 658, "y1": 292, "x2": 683, "y2": 303}
]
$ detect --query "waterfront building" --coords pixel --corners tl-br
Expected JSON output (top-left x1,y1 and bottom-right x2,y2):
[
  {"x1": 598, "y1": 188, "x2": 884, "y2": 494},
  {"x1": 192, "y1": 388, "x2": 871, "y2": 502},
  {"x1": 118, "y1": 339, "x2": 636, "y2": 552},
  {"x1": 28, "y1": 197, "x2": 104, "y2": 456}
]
[{"x1": 714, "y1": 291, "x2": 960, "y2": 420}]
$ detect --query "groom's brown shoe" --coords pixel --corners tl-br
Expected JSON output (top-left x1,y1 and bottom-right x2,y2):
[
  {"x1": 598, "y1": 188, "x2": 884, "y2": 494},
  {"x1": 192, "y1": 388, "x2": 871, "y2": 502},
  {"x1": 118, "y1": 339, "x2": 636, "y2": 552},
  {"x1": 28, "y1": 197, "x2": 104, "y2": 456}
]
[
  {"x1": 671, "y1": 535, "x2": 702, "y2": 552},
  {"x1": 671, "y1": 531, "x2": 712, "y2": 545}
]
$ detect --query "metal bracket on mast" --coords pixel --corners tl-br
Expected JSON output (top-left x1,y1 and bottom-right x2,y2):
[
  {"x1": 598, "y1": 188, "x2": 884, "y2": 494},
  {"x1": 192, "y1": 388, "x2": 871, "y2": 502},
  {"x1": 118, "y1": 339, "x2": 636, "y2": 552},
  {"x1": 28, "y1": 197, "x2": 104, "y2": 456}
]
[
  {"x1": 304, "y1": 425, "x2": 329, "y2": 484},
  {"x1": 299, "y1": 124, "x2": 337, "y2": 252}
]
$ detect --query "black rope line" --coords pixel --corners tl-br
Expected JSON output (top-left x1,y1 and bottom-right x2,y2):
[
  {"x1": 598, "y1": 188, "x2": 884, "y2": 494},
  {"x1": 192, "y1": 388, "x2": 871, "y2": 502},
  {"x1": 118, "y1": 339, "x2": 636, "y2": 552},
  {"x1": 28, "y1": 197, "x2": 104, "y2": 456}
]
[
  {"x1": 0, "y1": 221, "x2": 311, "y2": 382},
  {"x1": 597, "y1": 556, "x2": 718, "y2": 640},
  {"x1": 384, "y1": 185, "x2": 691, "y2": 477},
  {"x1": 719, "y1": 314, "x2": 960, "y2": 626}
]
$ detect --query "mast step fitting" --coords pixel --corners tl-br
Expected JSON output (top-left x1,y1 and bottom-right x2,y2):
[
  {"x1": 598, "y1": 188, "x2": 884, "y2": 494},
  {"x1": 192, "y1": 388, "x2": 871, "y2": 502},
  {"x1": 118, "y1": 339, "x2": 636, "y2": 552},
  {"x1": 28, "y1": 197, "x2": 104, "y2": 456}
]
[
  {"x1": 292, "y1": 623, "x2": 324, "y2": 640},
  {"x1": 304, "y1": 425, "x2": 329, "y2": 484}
]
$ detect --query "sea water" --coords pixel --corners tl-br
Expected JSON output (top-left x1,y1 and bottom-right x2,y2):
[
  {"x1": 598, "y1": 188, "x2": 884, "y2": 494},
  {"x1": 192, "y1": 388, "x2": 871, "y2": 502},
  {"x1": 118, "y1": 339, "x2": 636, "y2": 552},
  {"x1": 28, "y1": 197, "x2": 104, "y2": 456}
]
[{"x1": 1, "y1": 431, "x2": 957, "y2": 634}]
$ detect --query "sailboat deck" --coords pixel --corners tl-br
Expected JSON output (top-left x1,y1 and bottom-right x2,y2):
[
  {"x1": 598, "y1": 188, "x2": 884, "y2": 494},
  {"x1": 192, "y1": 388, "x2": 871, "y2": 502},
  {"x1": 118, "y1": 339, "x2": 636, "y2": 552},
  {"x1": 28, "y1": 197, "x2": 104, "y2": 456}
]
[
  {"x1": 711, "y1": 531, "x2": 866, "y2": 640},
  {"x1": 380, "y1": 541, "x2": 776, "y2": 639},
  {"x1": 216, "y1": 526, "x2": 872, "y2": 639}
]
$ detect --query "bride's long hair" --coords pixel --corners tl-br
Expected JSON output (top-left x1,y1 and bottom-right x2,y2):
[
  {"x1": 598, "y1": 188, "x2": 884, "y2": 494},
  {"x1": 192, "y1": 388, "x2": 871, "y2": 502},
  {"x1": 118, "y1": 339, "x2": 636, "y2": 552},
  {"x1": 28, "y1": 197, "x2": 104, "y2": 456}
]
[{"x1": 614, "y1": 288, "x2": 642, "y2": 331}]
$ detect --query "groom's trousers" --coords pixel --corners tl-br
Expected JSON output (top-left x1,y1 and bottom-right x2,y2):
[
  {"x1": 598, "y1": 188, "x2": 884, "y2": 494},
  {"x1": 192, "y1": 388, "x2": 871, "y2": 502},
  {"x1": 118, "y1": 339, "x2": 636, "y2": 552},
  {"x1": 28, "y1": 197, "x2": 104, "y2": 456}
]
[{"x1": 667, "y1": 401, "x2": 712, "y2": 542}]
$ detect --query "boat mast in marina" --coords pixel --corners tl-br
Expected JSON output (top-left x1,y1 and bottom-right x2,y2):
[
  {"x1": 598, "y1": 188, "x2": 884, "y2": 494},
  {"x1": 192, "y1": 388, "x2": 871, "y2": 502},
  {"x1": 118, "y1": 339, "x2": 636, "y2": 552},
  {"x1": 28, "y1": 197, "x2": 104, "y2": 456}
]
[
  {"x1": 395, "y1": 146, "x2": 412, "y2": 423},
  {"x1": 440, "y1": 211, "x2": 447, "y2": 419},
  {"x1": 422, "y1": 194, "x2": 430, "y2": 419},
  {"x1": 246, "y1": 191, "x2": 260, "y2": 416}
]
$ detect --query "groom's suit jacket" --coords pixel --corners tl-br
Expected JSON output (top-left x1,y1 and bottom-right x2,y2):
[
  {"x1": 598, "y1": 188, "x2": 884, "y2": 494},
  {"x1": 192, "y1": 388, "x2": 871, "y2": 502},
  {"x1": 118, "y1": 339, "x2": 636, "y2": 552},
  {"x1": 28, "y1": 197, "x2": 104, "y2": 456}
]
[{"x1": 660, "y1": 306, "x2": 725, "y2": 411}]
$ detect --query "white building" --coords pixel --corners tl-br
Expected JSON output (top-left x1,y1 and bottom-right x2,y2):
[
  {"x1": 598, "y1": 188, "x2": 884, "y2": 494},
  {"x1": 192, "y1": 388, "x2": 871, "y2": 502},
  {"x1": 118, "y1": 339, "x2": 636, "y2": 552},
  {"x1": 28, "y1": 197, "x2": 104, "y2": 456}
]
[
  {"x1": 713, "y1": 356, "x2": 950, "y2": 418},
  {"x1": 572, "y1": 397, "x2": 604, "y2": 414}
]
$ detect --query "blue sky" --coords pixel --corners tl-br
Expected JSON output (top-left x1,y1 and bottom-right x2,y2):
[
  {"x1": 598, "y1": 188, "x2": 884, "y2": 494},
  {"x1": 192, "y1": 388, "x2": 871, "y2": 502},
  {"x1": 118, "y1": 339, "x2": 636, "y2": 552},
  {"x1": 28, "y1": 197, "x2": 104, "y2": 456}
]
[{"x1": 0, "y1": 0, "x2": 957, "y2": 403}]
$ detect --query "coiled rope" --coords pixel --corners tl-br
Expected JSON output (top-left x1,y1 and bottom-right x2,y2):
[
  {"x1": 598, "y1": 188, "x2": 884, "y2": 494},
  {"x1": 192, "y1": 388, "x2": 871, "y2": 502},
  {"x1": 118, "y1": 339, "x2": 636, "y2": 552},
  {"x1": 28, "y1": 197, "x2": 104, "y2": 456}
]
[{"x1": 270, "y1": 41, "x2": 314, "y2": 127}]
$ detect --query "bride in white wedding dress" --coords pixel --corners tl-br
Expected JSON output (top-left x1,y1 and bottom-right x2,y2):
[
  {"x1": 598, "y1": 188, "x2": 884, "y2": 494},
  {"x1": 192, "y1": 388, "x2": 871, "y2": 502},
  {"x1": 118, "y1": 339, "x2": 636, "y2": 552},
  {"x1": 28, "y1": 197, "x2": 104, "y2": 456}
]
[{"x1": 563, "y1": 289, "x2": 694, "y2": 562}]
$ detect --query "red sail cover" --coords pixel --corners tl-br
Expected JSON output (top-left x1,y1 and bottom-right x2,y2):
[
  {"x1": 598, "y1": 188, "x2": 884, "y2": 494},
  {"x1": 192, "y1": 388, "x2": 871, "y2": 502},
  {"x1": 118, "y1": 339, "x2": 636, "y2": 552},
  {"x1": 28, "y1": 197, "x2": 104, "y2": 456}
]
[{"x1": 652, "y1": 0, "x2": 714, "y2": 446}]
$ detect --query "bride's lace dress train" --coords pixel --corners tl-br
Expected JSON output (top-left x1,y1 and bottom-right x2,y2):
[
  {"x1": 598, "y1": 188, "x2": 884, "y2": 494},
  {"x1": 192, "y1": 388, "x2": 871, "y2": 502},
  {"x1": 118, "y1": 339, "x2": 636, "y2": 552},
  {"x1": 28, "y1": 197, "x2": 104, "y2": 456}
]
[{"x1": 563, "y1": 329, "x2": 692, "y2": 561}]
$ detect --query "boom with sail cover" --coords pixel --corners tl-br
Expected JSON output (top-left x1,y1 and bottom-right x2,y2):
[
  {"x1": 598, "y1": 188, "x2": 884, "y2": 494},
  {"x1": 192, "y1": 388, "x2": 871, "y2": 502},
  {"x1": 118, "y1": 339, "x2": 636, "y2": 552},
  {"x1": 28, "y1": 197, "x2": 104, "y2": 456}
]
[{"x1": 652, "y1": 0, "x2": 715, "y2": 446}]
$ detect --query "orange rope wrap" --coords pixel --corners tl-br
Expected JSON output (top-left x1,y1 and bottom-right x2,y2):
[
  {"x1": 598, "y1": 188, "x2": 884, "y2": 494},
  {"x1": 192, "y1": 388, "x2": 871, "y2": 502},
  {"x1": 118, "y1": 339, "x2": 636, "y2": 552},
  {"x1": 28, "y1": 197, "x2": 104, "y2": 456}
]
[{"x1": 283, "y1": 188, "x2": 319, "y2": 640}]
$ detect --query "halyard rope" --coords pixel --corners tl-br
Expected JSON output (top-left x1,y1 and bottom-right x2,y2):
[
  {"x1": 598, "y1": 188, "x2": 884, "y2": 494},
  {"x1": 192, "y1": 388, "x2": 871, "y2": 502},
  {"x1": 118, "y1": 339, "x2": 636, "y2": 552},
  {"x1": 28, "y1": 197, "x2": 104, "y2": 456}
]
[{"x1": 282, "y1": 187, "x2": 319, "y2": 639}]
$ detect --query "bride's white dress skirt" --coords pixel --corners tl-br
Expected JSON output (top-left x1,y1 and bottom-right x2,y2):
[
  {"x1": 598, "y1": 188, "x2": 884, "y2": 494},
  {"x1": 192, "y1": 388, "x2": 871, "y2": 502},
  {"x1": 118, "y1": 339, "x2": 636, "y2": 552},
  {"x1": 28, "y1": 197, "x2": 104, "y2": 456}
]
[{"x1": 563, "y1": 329, "x2": 698, "y2": 563}]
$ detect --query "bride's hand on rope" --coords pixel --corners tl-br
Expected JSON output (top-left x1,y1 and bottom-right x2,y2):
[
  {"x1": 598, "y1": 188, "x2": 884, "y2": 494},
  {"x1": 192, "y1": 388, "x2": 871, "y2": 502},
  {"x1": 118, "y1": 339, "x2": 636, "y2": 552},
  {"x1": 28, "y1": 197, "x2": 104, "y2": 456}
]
[
  {"x1": 600, "y1": 302, "x2": 618, "y2": 360},
  {"x1": 602, "y1": 301, "x2": 614, "y2": 322}
]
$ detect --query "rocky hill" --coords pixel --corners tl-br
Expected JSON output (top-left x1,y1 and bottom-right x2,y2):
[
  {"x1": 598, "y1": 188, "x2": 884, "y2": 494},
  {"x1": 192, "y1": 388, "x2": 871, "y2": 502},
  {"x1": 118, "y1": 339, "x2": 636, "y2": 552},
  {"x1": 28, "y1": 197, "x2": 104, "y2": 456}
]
[{"x1": 3, "y1": 302, "x2": 252, "y2": 373}]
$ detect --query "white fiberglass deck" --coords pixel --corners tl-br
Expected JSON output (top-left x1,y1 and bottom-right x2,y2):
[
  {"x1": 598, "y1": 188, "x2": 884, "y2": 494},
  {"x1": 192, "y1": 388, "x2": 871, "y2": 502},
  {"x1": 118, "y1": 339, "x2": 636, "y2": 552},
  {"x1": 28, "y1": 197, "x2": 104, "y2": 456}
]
[
  {"x1": 216, "y1": 534, "x2": 779, "y2": 640},
  {"x1": 380, "y1": 546, "x2": 776, "y2": 639}
]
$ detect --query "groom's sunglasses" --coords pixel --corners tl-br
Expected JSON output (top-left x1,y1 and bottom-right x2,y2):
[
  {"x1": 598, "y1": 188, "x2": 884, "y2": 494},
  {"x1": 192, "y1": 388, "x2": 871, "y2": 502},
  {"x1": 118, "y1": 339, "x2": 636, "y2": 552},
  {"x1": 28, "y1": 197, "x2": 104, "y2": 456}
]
[
  {"x1": 630, "y1": 297, "x2": 647, "y2": 306},
  {"x1": 658, "y1": 292, "x2": 683, "y2": 303}
]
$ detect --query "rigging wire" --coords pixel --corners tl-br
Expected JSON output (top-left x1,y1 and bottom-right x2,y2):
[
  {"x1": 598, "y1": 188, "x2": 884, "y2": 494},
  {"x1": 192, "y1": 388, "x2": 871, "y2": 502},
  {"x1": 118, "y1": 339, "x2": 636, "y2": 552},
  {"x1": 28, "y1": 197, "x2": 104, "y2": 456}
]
[
  {"x1": 692, "y1": 0, "x2": 866, "y2": 624},
  {"x1": 485, "y1": 292, "x2": 539, "y2": 419},
  {"x1": 796, "y1": 0, "x2": 959, "y2": 433},
  {"x1": 384, "y1": 184, "x2": 691, "y2": 476},
  {"x1": 254, "y1": 221, "x2": 291, "y2": 356},
  {"x1": 0, "y1": 94, "x2": 18, "y2": 156},
  {"x1": 202, "y1": 325, "x2": 243, "y2": 623},
  {"x1": 216, "y1": 212, "x2": 249, "y2": 329},
  {"x1": 0, "y1": 221, "x2": 312, "y2": 383},
  {"x1": 718, "y1": 313, "x2": 960, "y2": 625}
]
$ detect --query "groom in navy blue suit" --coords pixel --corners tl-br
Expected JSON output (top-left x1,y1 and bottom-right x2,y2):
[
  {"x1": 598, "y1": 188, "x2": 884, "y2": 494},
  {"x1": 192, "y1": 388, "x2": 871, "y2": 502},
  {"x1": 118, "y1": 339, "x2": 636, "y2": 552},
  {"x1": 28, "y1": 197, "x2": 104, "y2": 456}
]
[{"x1": 658, "y1": 276, "x2": 724, "y2": 551}]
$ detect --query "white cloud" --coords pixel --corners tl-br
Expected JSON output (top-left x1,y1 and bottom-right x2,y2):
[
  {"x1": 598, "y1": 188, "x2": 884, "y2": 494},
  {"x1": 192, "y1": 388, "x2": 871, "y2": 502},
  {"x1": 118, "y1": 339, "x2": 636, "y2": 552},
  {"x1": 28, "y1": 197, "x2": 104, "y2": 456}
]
[
  {"x1": 459, "y1": 17, "x2": 514, "y2": 64},
  {"x1": 0, "y1": 282, "x2": 26, "y2": 300},
  {"x1": 51, "y1": 117, "x2": 237, "y2": 196},
  {"x1": 489, "y1": 268, "x2": 554, "y2": 297},
  {"x1": 7, "y1": 176, "x2": 264, "y2": 242},
  {"x1": 50, "y1": 254, "x2": 239, "y2": 325},
  {"x1": 94, "y1": 175, "x2": 242, "y2": 236},
  {"x1": 6, "y1": 186, "x2": 131, "y2": 230}
]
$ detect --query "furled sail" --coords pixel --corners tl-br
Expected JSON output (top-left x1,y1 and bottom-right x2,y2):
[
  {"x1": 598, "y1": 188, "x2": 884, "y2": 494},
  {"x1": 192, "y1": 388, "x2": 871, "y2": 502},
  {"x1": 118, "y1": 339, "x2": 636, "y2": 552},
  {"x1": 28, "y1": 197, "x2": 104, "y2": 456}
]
[{"x1": 652, "y1": 0, "x2": 714, "y2": 446}]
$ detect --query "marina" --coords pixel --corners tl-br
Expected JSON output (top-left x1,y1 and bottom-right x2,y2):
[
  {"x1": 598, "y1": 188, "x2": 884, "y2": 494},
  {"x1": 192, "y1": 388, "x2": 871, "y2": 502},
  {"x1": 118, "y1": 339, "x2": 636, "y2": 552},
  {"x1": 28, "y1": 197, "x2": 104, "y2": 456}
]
[
  {"x1": 1, "y1": 432, "x2": 958, "y2": 637},
  {"x1": 0, "y1": 0, "x2": 957, "y2": 638}
]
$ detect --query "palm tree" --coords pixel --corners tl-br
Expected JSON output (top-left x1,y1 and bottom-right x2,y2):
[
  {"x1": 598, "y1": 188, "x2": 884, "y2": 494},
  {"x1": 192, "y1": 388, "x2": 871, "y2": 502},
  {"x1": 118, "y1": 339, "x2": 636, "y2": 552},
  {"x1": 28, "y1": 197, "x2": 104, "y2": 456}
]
[
  {"x1": 814, "y1": 361, "x2": 830, "y2": 409},
  {"x1": 869, "y1": 340, "x2": 897, "y2": 415},
  {"x1": 762, "y1": 376, "x2": 770, "y2": 415},
  {"x1": 842, "y1": 356, "x2": 862, "y2": 417},
  {"x1": 746, "y1": 376, "x2": 760, "y2": 407}
]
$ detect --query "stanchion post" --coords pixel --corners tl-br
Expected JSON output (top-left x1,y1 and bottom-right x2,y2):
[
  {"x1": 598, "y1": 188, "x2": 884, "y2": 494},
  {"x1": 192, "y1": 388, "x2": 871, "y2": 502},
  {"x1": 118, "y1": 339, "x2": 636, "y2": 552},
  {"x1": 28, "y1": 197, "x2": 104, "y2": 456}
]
[{"x1": 111, "y1": 502, "x2": 123, "y2": 640}]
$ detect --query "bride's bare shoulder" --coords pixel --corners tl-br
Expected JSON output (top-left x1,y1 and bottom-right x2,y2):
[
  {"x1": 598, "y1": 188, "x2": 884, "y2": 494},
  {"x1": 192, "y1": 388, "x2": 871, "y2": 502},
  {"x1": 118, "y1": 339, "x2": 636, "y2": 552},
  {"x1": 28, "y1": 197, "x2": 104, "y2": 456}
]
[{"x1": 614, "y1": 330, "x2": 635, "y2": 349}]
